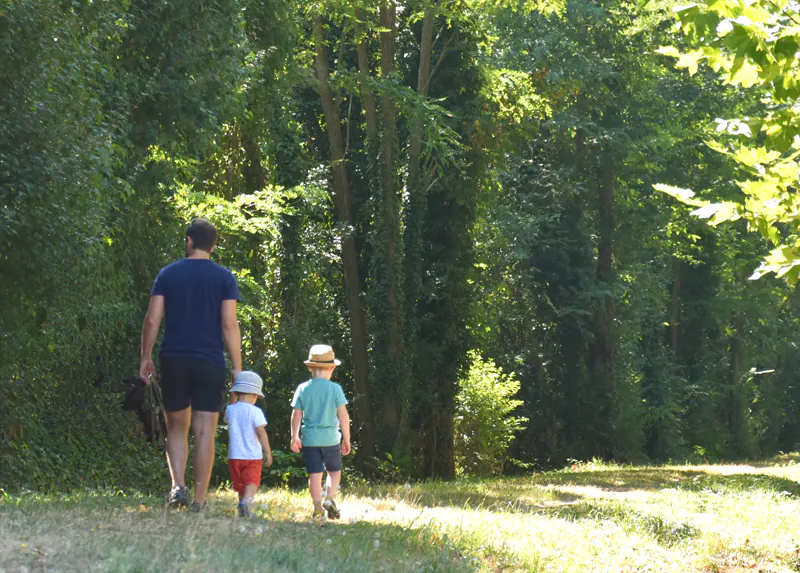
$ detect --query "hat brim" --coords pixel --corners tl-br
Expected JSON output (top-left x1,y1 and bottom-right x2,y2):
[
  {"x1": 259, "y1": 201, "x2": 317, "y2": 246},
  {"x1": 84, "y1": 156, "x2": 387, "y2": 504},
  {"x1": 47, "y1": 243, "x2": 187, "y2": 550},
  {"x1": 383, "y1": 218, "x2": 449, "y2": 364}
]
[
  {"x1": 304, "y1": 359, "x2": 341, "y2": 367},
  {"x1": 229, "y1": 383, "x2": 264, "y2": 397}
]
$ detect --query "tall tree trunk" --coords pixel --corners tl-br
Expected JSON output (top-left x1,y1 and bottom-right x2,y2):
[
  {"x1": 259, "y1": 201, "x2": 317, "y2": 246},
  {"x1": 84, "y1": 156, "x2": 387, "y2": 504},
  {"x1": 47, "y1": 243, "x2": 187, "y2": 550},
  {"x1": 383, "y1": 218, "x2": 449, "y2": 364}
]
[
  {"x1": 395, "y1": 2, "x2": 442, "y2": 471},
  {"x1": 377, "y1": 2, "x2": 406, "y2": 435},
  {"x1": 575, "y1": 95, "x2": 587, "y2": 174},
  {"x1": 355, "y1": 9, "x2": 378, "y2": 143},
  {"x1": 403, "y1": 3, "x2": 436, "y2": 316},
  {"x1": 670, "y1": 259, "x2": 681, "y2": 354},
  {"x1": 589, "y1": 146, "x2": 616, "y2": 457},
  {"x1": 242, "y1": 130, "x2": 267, "y2": 365},
  {"x1": 728, "y1": 312, "x2": 748, "y2": 455},
  {"x1": 313, "y1": 15, "x2": 375, "y2": 459}
]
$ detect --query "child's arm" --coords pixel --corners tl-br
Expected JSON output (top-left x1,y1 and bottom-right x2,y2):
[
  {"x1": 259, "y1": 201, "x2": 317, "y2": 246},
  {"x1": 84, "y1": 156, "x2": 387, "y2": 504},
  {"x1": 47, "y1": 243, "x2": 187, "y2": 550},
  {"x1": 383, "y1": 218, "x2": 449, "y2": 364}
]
[
  {"x1": 338, "y1": 405, "x2": 351, "y2": 456},
  {"x1": 290, "y1": 408, "x2": 303, "y2": 453},
  {"x1": 255, "y1": 426, "x2": 273, "y2": 467}
]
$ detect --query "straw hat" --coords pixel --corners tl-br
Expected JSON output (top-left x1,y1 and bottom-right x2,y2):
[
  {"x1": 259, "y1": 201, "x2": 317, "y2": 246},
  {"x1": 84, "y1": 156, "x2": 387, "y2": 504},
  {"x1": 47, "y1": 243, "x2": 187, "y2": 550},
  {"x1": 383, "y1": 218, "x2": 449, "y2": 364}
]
[
  {"x1": 230, "y1": 371, "x2": 264, "y2": 397},
  {"x1": 304, "y1": 344, "x2": 341, "y2": 367}
]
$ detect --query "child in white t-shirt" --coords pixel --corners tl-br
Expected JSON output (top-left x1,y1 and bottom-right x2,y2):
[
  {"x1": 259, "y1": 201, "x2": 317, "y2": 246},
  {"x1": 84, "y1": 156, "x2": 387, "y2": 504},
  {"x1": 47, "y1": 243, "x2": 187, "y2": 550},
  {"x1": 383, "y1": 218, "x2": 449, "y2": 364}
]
[{"x1": 225, "y1": 371, "x2": 273, "y2": 517}]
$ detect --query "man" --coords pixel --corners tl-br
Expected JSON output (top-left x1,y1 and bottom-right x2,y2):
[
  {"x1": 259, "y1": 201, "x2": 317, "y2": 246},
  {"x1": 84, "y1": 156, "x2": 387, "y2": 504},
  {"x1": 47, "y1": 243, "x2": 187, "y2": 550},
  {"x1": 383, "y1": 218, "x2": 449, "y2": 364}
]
[{"x1": 140, "y1": 217, "x2": 242, "y2": 511}]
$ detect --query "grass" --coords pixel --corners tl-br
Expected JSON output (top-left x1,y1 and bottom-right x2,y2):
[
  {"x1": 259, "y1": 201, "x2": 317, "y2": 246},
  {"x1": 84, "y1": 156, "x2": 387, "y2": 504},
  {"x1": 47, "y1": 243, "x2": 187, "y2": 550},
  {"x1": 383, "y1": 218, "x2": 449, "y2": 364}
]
[{"x1": 4, "y1": 455, "x2": 800, "y2": 572}]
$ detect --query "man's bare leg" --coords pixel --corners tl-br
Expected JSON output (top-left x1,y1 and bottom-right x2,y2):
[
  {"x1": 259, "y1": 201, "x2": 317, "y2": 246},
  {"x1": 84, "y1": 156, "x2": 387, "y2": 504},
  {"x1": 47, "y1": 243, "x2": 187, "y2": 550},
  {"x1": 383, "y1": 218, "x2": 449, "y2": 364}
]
[
  {"x1": 165, "y1": 408, "x2": 191, "y2": 488},
  {"x1": 192, "y1": 410, "x2": 219, "y2": 504}
]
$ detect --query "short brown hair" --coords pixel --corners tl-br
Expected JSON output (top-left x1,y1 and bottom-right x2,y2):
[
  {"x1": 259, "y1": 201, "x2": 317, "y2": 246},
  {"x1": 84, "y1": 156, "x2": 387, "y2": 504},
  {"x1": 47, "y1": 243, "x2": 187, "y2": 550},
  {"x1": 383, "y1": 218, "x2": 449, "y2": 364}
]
[{"x1": 186, "y1": 218, "x2": 217, "y2": 252}]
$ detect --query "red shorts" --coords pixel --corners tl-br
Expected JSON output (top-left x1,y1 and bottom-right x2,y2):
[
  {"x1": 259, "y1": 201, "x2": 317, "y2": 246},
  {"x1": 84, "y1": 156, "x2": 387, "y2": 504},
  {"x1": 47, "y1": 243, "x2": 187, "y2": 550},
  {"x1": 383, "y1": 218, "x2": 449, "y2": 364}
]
[{"x1": 228, "y1": 459, "x2": 262, "y2": 493}]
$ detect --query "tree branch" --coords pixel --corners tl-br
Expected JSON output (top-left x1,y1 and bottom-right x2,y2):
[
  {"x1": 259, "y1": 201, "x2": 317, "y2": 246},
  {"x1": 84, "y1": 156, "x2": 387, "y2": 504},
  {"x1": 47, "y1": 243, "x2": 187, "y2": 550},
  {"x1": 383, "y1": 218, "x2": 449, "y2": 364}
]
[{"x1": 424, "y1": 29, "x2": 457, "y2": 95}]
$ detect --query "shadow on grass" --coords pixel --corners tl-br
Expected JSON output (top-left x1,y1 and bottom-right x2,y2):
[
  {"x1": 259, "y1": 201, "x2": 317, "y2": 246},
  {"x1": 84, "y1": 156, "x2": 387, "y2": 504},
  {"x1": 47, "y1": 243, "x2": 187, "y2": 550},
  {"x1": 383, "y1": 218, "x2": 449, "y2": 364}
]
[
  {"x1": 750, "y1": 452, "x2": 800, "y2": 467},
  {"x1": 393, "y1": 485, "x2": 697, "y2": 548},
  {"x1": 0, "y1": 494, "x2": 488, "y2": 573},
  {"x1": 540, "y1": 501, "x2": 697, "y2": 547},
  {"x1": 536, "y1": 468, "x2": 800, "y2": 497},
  {"x1": 382, "y1": 466, "x2": 800, "y2": 518}
]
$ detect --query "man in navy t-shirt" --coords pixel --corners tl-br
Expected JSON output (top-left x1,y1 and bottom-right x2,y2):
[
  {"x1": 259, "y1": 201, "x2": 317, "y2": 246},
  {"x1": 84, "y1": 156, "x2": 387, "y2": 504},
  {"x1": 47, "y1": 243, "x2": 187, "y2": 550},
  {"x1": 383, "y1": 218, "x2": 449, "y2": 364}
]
[{"x1": 139, "y1": 217, "x2": 242, "y2": 511}]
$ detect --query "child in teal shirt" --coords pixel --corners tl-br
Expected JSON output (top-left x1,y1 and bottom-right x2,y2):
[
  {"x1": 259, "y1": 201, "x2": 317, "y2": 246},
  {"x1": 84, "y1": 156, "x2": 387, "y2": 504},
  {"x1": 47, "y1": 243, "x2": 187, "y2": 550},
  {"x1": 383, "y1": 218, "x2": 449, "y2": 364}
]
[{"x1": 290, "y1": 344, "x2": 351, "y2": 521}]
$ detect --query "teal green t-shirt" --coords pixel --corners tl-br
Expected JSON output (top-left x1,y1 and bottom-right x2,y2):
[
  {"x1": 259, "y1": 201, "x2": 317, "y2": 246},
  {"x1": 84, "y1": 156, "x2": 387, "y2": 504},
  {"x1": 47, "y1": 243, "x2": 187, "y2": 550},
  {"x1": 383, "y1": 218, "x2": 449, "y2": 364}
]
[{"x1": 291, "y1": 378, "x2": 348, "y2": 447}]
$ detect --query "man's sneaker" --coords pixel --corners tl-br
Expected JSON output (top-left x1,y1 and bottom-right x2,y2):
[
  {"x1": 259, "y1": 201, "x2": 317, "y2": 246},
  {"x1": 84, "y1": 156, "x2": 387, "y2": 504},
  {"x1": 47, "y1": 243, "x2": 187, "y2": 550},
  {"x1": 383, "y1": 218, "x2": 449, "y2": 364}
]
[
  {"x1": 323, "y1": 498, "x2": 340, "y2": 520},
  {"x1": 189, "y1": 500, "x2": 208, "y2": 513},
  {"x1": 166, "y1": 486, "x2": 189, "y2": 509},
  {"x1": 237, "y1": 501, "x2": 252, "y2": 518},
  {"x1": 312, "y1": 507, "x2": 328, "y2": 524}
]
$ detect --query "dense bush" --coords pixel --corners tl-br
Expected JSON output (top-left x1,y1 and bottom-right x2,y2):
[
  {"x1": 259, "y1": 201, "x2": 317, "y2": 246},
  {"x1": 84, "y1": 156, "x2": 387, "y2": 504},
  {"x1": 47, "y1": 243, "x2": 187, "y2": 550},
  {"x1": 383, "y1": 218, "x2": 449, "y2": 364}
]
[{"x1": 454, "y1": 352, "x2": 528, "y2": 476}]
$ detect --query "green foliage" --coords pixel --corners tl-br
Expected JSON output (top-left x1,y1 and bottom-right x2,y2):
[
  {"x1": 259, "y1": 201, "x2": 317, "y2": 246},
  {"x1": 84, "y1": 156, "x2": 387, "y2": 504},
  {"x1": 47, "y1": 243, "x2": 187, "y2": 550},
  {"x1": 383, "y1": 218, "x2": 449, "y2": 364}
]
[
  {"x1": 6, "y1": 0, "x2": 800, "y2": 494},
  {"x1": 454, "y1": 352, "x2": 528, "y2": 476},
  {"x1": 656, "y1": 0, "x2": 800, "y2": 282}
]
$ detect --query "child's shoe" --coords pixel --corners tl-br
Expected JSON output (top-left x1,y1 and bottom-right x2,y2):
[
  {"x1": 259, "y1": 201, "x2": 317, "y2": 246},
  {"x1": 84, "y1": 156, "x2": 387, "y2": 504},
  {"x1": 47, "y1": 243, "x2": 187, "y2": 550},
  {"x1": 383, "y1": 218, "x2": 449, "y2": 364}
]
[
  {"x1": 323, "y1": 498, "x2": 340, "y2": 520},
  {"x1": 238, "y1": 501, "x2": 252, "y2": 518}
]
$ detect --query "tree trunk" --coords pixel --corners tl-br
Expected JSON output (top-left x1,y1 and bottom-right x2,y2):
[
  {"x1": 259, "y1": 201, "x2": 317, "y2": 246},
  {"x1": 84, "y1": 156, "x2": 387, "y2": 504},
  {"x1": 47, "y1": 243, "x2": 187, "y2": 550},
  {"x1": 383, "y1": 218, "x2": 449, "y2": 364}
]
[
  {"x1": 355, "y1": 9, "x2": 379, "y2": 143},
  {"x1": 728, "y1": 312, "x2": 748, "y2": 455},
  {"x1": 313, "y1": 15, "x2": 375, "y2": 459},
  {"x1": 377, "y1": 2, "x2": 406, "y2": 436},
  {"x1": 669, "y1": 259, "x2": 681, "y2": 354},
  {"x1": 241, "y1": 130, "x2": 267, "y2": 364},
  {"x1": 575, "y1": 95, "x2": 587, "y2": 174},
  {"x1": 403, "y1": 3, "x2": 436, "y2": 315},
  {"x1": 379, "y1": 3, "x2": 403, "y2": 364},
  {"x1": 589, "y1": 147, "x2": 616, "y2": 457}
]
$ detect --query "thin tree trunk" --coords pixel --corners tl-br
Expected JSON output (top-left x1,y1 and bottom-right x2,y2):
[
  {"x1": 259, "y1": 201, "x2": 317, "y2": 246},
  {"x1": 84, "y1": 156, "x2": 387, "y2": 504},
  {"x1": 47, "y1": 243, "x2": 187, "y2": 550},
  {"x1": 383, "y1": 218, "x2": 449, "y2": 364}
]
[
  {"x1": 378, "y1": 2, "x2": 405, "y2": 415},
  {"x1": 670, "y1": 259, "x2": 681, "y2": 354},
  {"x1": 355, "y1": 9, "x2": 379, "y2": 143},
  {"x1": 589, "y1": 147, "x2": 616, "y2": 457},
  {"x1": 575, "y1": 95, "x2": 587, "y2": 174},
  {"x1": 405, "y1": 3, "x2": 447, "y2": 478},
  {"x1": 729, "y1": 312, "x2": 748, "y2": 455},
  {"x1": 241, "y1": 130, "x2": 267, "y2": 364},
  {"x1": 403, "y1": 3, "x2": 436, "y2": 313},
  {"x1": 313, "y1": 15, "x2": 375, "y2": 459}
]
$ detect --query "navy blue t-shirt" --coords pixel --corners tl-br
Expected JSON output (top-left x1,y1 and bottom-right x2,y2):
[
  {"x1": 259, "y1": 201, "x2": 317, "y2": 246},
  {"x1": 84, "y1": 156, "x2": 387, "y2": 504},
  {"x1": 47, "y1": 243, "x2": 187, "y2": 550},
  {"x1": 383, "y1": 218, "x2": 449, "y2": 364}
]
[{"x1": 151, "y1": 259, "x2": 240, "y2": 367}]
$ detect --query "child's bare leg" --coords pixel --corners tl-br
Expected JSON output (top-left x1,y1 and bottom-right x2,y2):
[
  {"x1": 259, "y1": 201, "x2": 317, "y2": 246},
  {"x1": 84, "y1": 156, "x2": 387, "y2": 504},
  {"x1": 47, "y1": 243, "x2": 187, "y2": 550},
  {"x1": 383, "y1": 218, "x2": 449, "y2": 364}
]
[
  {"x1": 325, "y1": 471, "x2": 341, "y2": 500},
  {"x1": 242, "y1": 483, "x2": 258, "y2": 502},
  {"x1": 308, "y1": 472, "x2": 324, "y2": 509}
]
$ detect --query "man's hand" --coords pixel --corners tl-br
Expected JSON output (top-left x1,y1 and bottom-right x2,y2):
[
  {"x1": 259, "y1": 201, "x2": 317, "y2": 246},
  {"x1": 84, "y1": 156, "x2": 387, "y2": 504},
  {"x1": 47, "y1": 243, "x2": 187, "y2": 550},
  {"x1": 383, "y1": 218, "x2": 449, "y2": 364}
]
[
  {"x1": 264, "y1": 453, "x2": 273, "y2": 468},
  {"x1": 341, "y1": 439, "x2": 351, "y2": 456},
  {"x1": 140, "y1": 359, "x2": 156, "y2": 383},
  {"x1": 232, "y1": 368, "x2": 242, "y2": 381},
  {"x1": 290, "y1": 438, "x2": 302, "y2": 453}
]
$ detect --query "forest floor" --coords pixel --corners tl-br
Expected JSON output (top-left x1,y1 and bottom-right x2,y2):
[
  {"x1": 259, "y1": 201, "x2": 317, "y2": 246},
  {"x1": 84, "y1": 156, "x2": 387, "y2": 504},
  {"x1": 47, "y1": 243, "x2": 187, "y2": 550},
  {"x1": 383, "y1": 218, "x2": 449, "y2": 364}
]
[{"x1": 3, "y1": 456, "x2": 800, "y2": 572}]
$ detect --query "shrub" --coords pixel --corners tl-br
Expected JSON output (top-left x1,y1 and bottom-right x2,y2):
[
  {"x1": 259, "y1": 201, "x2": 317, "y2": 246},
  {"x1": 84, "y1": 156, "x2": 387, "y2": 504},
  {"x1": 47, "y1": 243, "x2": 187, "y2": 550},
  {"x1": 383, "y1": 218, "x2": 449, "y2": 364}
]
[{"x1": 454, "y1": 351, "x2": 528, "y2": 476}]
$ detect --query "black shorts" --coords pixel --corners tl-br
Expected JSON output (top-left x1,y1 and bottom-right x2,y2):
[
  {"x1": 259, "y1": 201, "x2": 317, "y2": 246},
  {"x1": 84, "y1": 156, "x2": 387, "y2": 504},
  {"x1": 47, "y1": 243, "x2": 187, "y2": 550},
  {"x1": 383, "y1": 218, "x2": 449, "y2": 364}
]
[
  {"x1": 302, "y1": 445, "x2": 342, "y2": 474},
  {"x1": 159, "y1": 356, "x2": 225, "y2": 413}
]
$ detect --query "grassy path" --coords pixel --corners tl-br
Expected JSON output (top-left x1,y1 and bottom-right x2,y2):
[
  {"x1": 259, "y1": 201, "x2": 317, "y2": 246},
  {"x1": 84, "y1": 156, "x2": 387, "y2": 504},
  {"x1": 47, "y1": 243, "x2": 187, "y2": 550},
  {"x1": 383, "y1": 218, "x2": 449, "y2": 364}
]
[{"x1": 4, "y1": 456, "x2": 800, "y2": 572}]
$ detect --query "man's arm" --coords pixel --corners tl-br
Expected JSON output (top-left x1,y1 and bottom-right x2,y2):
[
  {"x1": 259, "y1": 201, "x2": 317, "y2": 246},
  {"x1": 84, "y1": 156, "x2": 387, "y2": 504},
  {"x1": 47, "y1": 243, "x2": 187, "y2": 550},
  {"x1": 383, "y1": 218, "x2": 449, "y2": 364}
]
[
  {"x1": 255, "y1": 426, "x2": 273, "y2": 467},
  {"x1": 221, "y1": 299, "x2": 242, "y2": 379},
  {"x1": 337, "y1": 405, "x2": 351, "y2": 456},
  {"x1": 139, "y1": 295, "x2": 165, "y2": 383},
  {"x1": 290, "y1": 409, "x2": 303, "y2": 453}
]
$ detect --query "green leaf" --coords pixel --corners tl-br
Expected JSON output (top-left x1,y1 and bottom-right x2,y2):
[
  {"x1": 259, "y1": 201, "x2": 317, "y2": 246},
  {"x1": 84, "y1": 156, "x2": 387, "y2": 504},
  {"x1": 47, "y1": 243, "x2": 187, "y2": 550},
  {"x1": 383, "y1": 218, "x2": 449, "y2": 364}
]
[{"x1": 653, "y1": 184, "x2": 707, "y2": 207}]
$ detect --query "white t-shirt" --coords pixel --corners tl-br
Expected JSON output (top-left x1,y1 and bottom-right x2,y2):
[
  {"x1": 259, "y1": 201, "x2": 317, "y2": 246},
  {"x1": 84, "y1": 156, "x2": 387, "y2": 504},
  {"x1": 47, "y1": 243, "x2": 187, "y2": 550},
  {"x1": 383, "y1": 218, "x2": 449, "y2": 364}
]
[{"x1": 224, "y1": 402, "x2": 268, "y2": 460}]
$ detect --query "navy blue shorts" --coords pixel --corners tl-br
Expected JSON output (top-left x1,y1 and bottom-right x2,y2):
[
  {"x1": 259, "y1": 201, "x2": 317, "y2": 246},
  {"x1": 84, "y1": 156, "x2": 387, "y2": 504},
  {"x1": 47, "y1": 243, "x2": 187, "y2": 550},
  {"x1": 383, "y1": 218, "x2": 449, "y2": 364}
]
[{"x1": 302, "y1": 445, "x2": 342, "y2": 474}]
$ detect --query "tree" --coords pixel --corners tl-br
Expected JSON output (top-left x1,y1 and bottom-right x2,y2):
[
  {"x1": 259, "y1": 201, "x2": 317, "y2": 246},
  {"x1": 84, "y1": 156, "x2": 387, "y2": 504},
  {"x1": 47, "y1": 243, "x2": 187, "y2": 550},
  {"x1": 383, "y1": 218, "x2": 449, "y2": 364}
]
[{"x1": 656, "y1": 0, "x2": 800, "y2": 282}]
